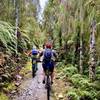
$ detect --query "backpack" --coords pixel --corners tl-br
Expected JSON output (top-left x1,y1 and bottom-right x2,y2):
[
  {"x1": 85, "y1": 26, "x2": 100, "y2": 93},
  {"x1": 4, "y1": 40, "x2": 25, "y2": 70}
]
[
  {"x1": 32, "y1": 49, "x2": 38, "y2": 55},
  {"x1": 44, "y1": 49, "x2": 52, "y2": 61}
]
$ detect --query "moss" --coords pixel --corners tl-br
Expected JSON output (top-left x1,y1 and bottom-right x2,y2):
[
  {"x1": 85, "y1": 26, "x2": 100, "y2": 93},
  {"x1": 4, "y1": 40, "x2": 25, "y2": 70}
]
[
  {"x1": 19, "y1": 61, "x2": 32, "y2": 76},
  {"x1": 6, "y1": 83, "x2": 16, "y2": 91},
  {"x1": 0, "y1": 92, "x2": 8, "y2": 100}
]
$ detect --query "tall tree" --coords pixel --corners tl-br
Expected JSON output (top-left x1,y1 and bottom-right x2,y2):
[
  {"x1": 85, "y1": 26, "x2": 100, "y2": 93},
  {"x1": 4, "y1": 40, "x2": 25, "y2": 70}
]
[
  {"x1": 89, "y1": 1, "x2": 97, "y2": 81},
  {"x1": 79, "y1": 0, "x2": 84, "y2": 74},
  {"x1": 15, "y1": 0, "x2": 19, "y2": 54}
]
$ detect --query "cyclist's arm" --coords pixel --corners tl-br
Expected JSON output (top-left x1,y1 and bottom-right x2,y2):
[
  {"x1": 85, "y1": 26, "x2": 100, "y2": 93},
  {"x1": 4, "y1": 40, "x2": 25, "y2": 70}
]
[
  {"x1": 26, "y1": 50, "x2": 31, "y2": 56},
  {"x1": 37, "y1": 51, "x2": 43, "y2": 59}
]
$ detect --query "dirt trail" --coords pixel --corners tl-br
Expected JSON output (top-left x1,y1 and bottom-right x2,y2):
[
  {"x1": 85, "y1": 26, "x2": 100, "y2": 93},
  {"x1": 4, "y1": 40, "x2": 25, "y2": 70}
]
[{"x1": 10, "y1": 63, "x2": 54, "y2": 100}]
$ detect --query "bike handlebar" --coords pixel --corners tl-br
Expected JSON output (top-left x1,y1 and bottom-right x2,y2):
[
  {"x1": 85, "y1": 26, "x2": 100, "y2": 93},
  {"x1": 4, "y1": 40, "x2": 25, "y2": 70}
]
[{"x1": 36, "y1": 60, "x2": 61, "y2": 63}]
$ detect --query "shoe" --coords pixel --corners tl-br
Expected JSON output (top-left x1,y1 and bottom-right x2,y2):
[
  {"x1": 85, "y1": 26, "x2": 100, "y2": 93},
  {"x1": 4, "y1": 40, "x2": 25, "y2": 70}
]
[{"x1": 42, "y1": 79, "x2": 45, "y2": 84}]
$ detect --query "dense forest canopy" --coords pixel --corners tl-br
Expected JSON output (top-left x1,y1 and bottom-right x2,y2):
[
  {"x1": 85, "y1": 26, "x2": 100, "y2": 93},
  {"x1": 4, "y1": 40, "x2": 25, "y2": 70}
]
[{"x1": 0, "y1": 0, "x2": 100, "y2": 100}]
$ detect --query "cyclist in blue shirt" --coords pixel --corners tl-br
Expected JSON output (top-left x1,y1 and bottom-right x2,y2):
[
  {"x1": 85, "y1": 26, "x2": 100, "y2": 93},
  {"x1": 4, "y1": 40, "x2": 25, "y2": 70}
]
[
  {"x1": 39, "y1": 43, "x2": 57, "y2": 84},
  {"x1": 28, "y1": 46, "x2": 39, "y2": 77}
]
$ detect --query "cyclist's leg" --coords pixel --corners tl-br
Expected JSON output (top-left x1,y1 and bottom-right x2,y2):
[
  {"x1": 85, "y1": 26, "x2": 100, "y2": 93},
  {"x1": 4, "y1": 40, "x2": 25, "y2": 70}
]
[
  {"x1": 35, "y1": 58, "x2": 38, "y2": 70},
  {"x1": 50, "y1": 61, "x2": 54, "y2": 84},
  {"x1": 42, "y1": 62, "x2": 47, "y2": 83}
]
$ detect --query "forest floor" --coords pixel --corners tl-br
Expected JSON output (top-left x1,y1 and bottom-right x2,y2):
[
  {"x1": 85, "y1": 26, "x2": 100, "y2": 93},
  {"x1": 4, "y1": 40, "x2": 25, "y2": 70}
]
[{"x1": 9, "y1": 61, "x2": 70, "y2": 100}]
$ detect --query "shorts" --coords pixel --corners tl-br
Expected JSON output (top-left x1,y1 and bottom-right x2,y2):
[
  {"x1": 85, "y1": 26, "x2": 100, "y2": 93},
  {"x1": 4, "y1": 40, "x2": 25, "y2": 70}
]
[{"x1": 42, "y1": 60, "x2": 54, "y2": 73}]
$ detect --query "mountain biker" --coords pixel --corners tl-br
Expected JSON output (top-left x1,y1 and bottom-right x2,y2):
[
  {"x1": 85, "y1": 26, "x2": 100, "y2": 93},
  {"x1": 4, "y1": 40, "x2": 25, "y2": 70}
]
[
  {"x1": 39, "y1": 42, "x2": 57, "y2": 84},
  {"x1": 28, "y1": 46, "x2": 39, "y2": 72}
]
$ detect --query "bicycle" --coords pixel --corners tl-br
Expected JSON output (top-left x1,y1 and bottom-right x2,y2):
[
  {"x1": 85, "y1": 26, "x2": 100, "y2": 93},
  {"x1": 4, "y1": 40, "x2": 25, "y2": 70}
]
[{"x1": 39, "y1": 60, "x2": 59, "y2": 100}]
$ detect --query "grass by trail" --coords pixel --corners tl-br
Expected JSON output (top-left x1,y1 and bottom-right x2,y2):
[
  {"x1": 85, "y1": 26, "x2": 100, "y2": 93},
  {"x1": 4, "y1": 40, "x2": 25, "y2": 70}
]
[
  {"x1": 19, "y1": 61, "x2": 32, "y2": 77},
  {"x1": 53, "y1": 69, "x2": 71, "y2": 100},
  {"x1": 0, "y1": 93, "x2": 8, "y2": 100}
]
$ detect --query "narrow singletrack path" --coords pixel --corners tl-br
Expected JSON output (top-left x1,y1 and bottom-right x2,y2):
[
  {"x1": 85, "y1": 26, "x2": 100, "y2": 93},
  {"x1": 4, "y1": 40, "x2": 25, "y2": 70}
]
[{"x1": 11, "y1": 62, "x2": 54, "y2": 100}]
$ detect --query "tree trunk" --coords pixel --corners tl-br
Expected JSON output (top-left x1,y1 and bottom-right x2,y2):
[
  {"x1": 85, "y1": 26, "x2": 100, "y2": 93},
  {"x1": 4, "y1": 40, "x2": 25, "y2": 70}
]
[
  {"x1": 89, "y1": 20, "x2": 96, "y2": 81},
  {"x1": 15, "y1": 0, "x2": 19, "y2": 54},
  {"x1": 79, "y1": 0, "x2": 84, "y2": 74},
  {"x1": 74, "y1": 26, "x2": 80, "y2": 71},
  {"x1": 59, "y1": 27, "x2": 62, "y2": 47}
]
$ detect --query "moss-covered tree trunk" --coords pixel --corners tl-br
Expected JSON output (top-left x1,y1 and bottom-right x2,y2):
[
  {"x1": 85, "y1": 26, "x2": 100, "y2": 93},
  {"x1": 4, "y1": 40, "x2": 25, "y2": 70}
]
[
  {"x1": 74, "y1": 26, "x2": 80, "y2": 71},
  {"x1": 89, "y1": 20, "x2": 96, "y2": 81},
  {"x1": 79, "y1": 0, "x2": 84, "y2": 74},
  {"x1": 15, "y1": 0, "x2": 19, "y2": 54}
]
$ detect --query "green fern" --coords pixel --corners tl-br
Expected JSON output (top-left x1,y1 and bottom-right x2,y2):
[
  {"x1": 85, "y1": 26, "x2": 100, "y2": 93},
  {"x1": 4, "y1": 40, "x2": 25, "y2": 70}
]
[{"x1": 0, "y1": 21, "x2": 17, "y2": 53}]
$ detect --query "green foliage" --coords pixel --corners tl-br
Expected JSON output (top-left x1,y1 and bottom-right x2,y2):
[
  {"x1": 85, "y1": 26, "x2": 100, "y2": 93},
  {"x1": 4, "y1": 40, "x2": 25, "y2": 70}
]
[
  {"x1": 78, "y1": 89, "x2": 94, "y2": 100},
  {"x1": 0, "y1": 21, "x2": 17, "y2": 53},
  {"x1": 90, "y1": 81, "x2": 100, "y2": 91},
  {"x1": 62, "y1": 65, "x2": 78, "y2": 77},
  {"x1": 56, "y1": 60, "x2": 65, "y2": 68},
  {"x1": 57, "y1": 64, "x2": 78, "y2": 80},
  {"x1": 67, "y1": 87, "x2": 97, "y2": 100},
  {"x1": 66, "y1": 74, "x2": 99, "y2": 99},
  {"x1": 17, "y1": 38, "x2": 27, "y2": 53},
  {"x1": 0, "y1": 92, "x2": 8, "y2": 100},
  {"x1": 67, "y1": 89, "x2": 79, "y2": 100},
  {"x1": 95, "y1": 91, "x2": 100, "y2": 100},
  {"x1": 96, "y1": 66, "x2": 100, "y2": 80},
  {"x1": 57, "y1": 64, "x2": 99, "y2": 100},
  {"x1": 70, "y1": 74, "x2": 90, "y2": 89}
]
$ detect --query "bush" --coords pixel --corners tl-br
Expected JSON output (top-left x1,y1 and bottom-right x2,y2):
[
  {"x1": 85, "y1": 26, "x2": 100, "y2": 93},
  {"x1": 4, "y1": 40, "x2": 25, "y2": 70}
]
[
  {"x1": 67, "y1": 89, "x2": 79, "y2": 100},
  {"x1": 62, "y1": 65, "x2": 78, "y2": 77},
  {"x1": 67, "y1": 88, "x2": 95, "y2": 100},
  {"x1": 70, "y1": 74, "x2": 91, "y2": 89},
  {"x1": 57, "y1": 64, "x2": 99, "y2": 100},
  {"x1": 96, "y1": 66, "x2": 100, "y2": 80},
  {"x1": 90, "y1": 81, "x2": 100, "y2": 91},
  {"x1": 56, "y1": 64, "x2": 78, "y2": 80},
  {"x1": 69, "y1": 74, "x2": 100, "y2": 99},
  {"x1": 79, "y1": 90, "x2": 93, "y2": 100},
  {"x1": 57, "y1": 61, "x2": 65, "y2": 68},
  {"x1": 70, "y1": 74, "x2": 82, "y2": 87},
  {"x1": 95, "y1": 91, "x2": 100, "y2": 100}
]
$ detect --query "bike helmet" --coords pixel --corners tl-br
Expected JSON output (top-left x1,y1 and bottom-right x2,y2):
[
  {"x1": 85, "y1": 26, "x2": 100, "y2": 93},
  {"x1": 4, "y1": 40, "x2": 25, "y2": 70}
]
[{"x1": 45, "y1": 43, "x2": 52, "y2": 49}]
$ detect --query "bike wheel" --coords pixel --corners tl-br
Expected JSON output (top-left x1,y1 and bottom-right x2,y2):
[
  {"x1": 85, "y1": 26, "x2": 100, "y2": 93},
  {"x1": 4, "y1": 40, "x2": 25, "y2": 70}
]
[
  {"x1": 32, "y1": 68, "x2": 35, "y2": 77},
  {"x1": 47, "y1": 76, "x2": 50, "y2": 100},
  {"x1": 32, "y1": 64, "x2": 35, "y2": 77}
]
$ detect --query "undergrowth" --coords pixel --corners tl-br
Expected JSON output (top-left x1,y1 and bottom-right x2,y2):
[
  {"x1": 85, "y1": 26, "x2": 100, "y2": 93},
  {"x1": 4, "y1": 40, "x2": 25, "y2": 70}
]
[{"x1": 57, "y1": 63, "x2": 100, "y2": 100}]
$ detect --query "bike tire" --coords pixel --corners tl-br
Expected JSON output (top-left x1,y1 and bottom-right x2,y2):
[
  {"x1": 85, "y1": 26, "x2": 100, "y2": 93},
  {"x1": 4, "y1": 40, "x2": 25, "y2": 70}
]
[
  {"x1": 47, "y1": 75, "x2": 50, "y2": 100},
  {"x1": 32, "y1": 64, "x2": 36, "y2": 77},
  {"x1": 32, "y1": 68, "x2": 35, "y2": 77}
]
